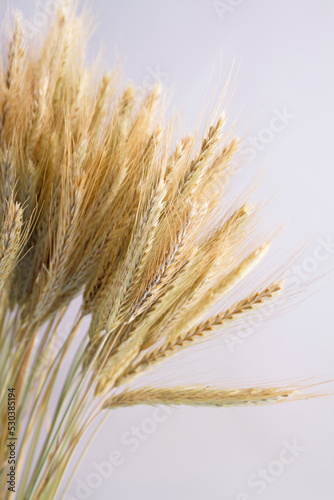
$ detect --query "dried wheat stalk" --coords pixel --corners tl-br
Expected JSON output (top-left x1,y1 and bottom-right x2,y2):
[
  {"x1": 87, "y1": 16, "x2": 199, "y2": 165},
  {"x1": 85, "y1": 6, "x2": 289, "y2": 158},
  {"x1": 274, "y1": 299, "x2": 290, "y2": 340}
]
[{"x1": 0, "y1": 3, "x2": 322, "y2": 499}]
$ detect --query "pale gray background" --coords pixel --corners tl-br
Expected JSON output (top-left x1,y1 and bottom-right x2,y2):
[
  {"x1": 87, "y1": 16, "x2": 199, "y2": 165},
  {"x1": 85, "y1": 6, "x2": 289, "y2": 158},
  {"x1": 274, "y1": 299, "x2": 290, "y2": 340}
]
[{"x1": 6, "y1": 1, "x2": 334, "y2": 499}]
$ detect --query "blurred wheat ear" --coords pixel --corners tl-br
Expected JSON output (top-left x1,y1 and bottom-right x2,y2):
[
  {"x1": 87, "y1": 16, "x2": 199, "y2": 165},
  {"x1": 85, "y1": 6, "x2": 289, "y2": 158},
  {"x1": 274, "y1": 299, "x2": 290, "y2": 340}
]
[{"x1": 0, "y1": 2, "x2": 322, "y2": 499}]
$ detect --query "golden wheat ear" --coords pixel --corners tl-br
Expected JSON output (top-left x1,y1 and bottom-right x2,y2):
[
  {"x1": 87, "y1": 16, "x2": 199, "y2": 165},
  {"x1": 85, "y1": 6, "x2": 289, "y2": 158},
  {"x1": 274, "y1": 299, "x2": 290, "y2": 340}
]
[
  {"x1": 0, "y1": 197, "x2": 27, "y2": 291},
  {"x1": 103, "y1": 383, "x2": 323, "y2": 409}
]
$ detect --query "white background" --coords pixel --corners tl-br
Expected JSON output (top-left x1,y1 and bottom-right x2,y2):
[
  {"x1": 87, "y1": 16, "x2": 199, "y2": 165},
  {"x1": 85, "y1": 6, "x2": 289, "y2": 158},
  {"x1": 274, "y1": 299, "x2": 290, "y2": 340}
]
[{"x1": 6, "y1": 1, "x2": 334, "y2": 499}]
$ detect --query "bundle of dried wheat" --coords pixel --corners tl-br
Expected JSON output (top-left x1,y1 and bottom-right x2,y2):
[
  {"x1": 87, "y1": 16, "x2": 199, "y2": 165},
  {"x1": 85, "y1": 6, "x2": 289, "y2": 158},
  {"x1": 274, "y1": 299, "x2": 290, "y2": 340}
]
[{"x1": 0, "y1": 4, "x2": 317, "y2": 499}]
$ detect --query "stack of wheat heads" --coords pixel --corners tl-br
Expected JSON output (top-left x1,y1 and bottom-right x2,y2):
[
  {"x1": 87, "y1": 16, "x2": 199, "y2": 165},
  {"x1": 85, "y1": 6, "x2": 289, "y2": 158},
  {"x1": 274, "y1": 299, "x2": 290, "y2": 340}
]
[{"x1": 0, "y1": 3, "x2": 318, "y2": 499}]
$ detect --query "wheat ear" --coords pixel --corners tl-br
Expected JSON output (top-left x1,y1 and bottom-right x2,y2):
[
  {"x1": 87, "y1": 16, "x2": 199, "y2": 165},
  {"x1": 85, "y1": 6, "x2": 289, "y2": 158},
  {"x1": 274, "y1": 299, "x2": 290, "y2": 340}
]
[{"x1": 104, "y1": 384, "x2": 308, "y2": 409}]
